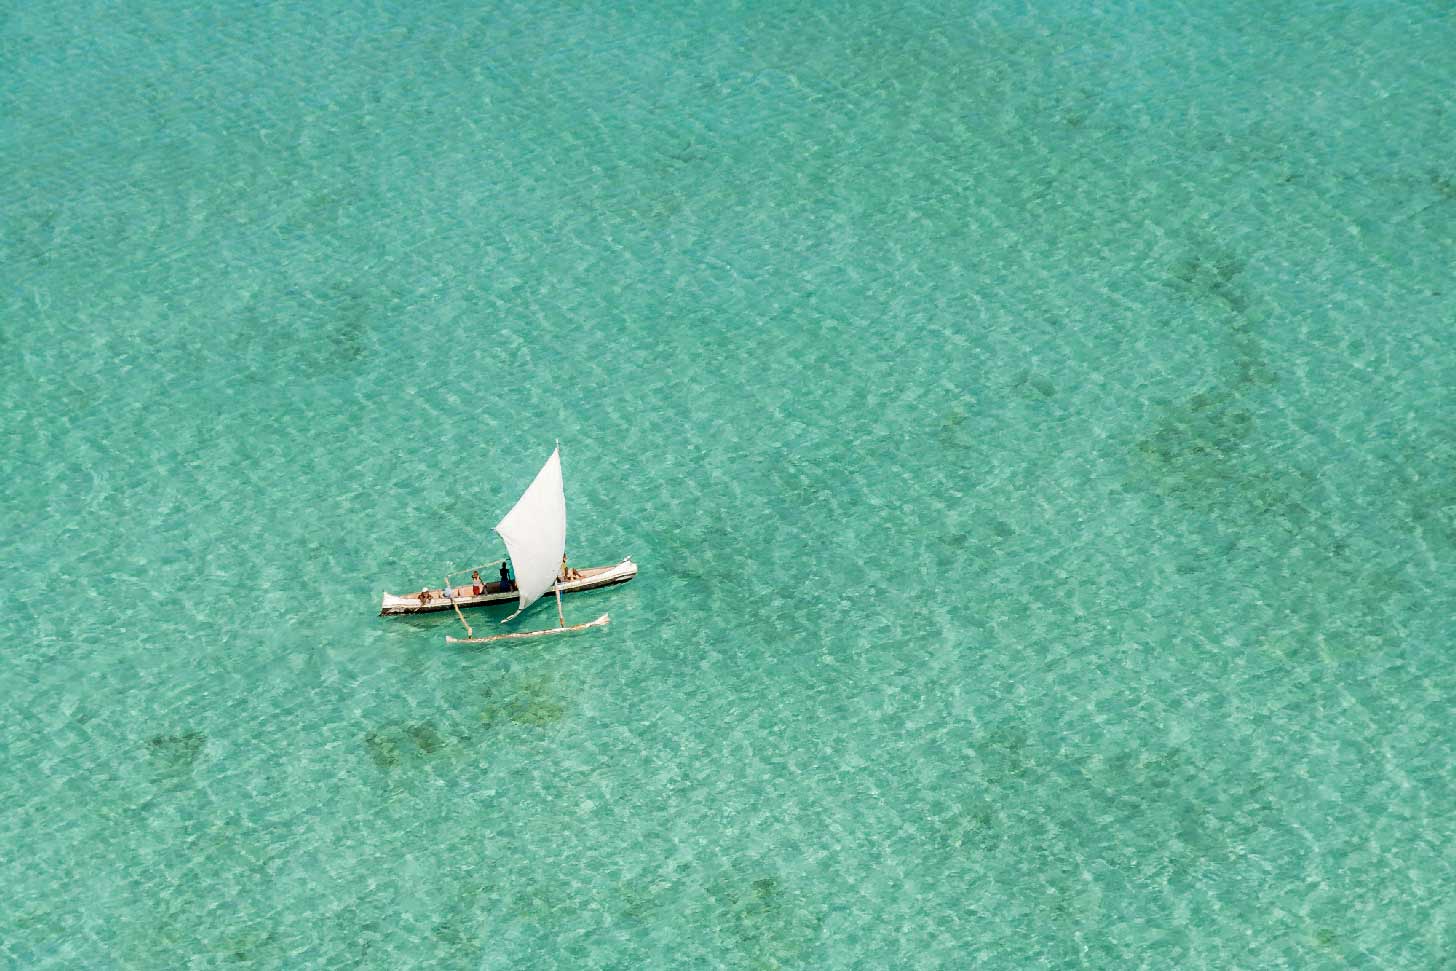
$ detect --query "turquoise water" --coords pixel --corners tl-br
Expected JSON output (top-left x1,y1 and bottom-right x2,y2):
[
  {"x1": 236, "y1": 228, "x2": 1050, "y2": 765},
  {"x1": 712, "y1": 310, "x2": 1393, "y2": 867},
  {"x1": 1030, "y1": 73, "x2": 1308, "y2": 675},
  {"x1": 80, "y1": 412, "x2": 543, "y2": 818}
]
[{"x1": 4, "y1": 0, "x2": 1455, "y2": 966}]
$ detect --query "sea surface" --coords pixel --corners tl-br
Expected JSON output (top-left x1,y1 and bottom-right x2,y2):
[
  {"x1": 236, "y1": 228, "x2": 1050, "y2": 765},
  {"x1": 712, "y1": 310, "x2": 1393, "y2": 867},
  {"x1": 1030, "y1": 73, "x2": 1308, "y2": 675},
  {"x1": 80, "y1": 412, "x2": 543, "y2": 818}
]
[{"x1": 3, "y1": 1, "x2": 1454, "y2": 967}]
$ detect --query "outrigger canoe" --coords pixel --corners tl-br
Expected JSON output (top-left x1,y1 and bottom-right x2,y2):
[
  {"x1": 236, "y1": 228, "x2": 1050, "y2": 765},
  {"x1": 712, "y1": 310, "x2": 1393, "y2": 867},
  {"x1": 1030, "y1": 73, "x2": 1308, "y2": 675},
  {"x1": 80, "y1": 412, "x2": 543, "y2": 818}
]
[{"x1": 380, "y1": 557, "x2": 637, "y2": 616}]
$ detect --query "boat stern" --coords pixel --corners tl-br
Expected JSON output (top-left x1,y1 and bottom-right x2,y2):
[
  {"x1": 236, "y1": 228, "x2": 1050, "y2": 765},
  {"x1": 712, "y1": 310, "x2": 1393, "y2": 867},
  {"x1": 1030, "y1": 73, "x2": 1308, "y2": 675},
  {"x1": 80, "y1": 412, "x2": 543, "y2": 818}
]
[{"x1": 380, "y1": 592, "x2": 418, "y2": 616}]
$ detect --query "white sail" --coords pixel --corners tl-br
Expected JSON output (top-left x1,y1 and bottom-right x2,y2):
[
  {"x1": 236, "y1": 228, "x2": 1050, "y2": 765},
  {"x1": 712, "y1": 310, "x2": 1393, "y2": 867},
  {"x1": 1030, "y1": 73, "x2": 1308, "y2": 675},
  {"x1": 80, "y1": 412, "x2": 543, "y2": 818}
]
[{"x1": 493, "y1": 447, "x2": 566, "y2": 621}]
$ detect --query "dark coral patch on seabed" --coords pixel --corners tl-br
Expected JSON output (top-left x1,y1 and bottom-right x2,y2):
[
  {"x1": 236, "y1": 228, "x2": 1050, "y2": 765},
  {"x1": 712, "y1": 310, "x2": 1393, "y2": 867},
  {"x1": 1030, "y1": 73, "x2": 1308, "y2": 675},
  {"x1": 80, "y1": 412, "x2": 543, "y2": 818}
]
[
  {"x1": 704, "y1": 871, "x2": 825, "y2": 970},
  {"x1": 144, "y1": 731, "x2": 207, "y2": 772},
  {"x1": 364, "y1": 722, "x2": 448, "y2": 770}
]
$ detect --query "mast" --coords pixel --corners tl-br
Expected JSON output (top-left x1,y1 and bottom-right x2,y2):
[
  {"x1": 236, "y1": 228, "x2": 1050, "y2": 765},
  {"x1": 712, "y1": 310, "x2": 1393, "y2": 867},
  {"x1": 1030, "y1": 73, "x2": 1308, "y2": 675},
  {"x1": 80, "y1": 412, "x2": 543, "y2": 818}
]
[{"x1": 549, "y1": 440, "x2": 566, "y2": 630}]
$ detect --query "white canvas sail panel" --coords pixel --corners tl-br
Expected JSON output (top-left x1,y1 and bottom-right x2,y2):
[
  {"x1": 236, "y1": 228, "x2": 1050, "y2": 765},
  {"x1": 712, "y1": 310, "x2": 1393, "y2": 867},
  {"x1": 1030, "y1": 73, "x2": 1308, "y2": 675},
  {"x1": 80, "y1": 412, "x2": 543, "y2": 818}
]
[{"x1": 493, "y1": 447, "x2": 566, "y2": 621}]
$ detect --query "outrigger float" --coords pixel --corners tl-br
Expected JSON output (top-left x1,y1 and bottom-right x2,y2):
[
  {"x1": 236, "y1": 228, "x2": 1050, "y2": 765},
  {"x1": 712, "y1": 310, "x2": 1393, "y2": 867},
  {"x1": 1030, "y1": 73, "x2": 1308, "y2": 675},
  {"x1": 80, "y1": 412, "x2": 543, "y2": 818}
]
[{"x1": 379, "y1": 445, "x2": 636, "y2": 644}]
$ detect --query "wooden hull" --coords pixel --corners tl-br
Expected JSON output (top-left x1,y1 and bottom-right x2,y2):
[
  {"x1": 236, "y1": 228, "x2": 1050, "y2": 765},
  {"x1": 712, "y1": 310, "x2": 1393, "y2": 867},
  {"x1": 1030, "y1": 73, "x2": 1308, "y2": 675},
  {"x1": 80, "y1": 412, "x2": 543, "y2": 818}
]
[{"x1": 380, "y1": 557, "x2": 636, "y2": 616}]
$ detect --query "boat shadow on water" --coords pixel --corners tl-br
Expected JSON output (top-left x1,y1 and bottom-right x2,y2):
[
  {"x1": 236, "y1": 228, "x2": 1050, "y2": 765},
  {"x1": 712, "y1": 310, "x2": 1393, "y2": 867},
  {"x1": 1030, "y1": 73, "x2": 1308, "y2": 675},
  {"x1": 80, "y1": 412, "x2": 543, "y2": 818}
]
[
  {"x1": 380, "y1": 600, "x2": 517, "y2": 631},
  {"x1": 378, "y1": 585, "x2": 631, "y2": 646}
]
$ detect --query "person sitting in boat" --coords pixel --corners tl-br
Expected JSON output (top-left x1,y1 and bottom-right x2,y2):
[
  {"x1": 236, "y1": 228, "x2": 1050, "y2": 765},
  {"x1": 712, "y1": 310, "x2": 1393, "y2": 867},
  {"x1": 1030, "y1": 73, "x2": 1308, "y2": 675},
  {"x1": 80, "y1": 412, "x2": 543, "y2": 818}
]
[
  {"x1": 442, "y1": 579, "x2": 455, "y2": 600},
  {"x1": 498, "y1": 560, "x2": 514, "y2": 592},
  {"x1": 559, "y1": 554, "x2": 581, "y2": 582},
  {"x1": 417, "y1": 587, "x2": 433, "y2": 605},
  {"x1": 471, "y1": 570, "x2": 484, "y2": 596}
]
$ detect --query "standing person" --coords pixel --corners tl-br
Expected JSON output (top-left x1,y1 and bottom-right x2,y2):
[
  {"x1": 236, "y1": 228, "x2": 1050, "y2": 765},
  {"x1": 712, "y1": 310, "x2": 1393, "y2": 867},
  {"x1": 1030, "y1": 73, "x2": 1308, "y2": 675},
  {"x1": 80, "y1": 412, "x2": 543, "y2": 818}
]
[
  {"x1": 471, "y1": 570, "x2": 483, "y2": 596},
  {"x1": 559, "y1": 554, "x2": 581, "y2": 582},
  {"x1": 498, "y1": 560, "x2": 513, "y2": 592}
]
